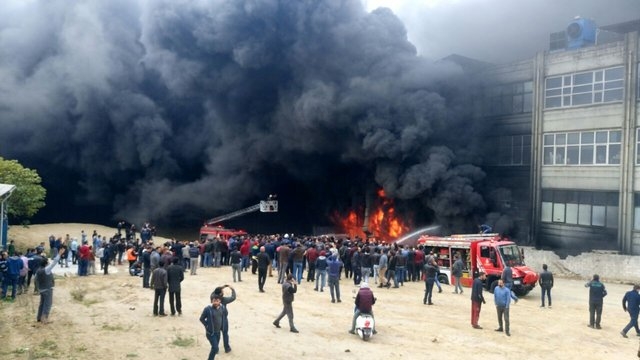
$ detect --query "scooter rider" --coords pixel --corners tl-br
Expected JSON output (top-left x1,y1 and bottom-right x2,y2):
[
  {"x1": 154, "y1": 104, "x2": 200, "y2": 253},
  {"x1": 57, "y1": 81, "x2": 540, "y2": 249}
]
[{"x1": 349, "y1": 282, "x2": 377, "y2": 335}]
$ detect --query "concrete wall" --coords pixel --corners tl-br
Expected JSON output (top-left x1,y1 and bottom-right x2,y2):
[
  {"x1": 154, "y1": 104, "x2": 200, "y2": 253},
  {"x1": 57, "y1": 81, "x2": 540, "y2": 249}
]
[{"x1": 522, "y1": 246, "x2": 640, "y2": 283}]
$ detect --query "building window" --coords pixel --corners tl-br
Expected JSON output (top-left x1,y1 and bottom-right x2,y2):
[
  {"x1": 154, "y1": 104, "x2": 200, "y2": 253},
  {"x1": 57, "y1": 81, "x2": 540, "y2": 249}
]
[
  {"x1": 543, "y1": 130, "x2": 621, "y2": 165},
  {"x1": 634, "y1": 193, "x2": 640, "y2": 230},
  {"x1": 496, "y1": 135, "x2": 531, "y2": 165},
  {"x1": 542, "y1": 189, "x2": 618, "y2": 228},
  {"x1": 545, "y1": 66, "x2": 624, "y2": 108},
  {"x1": 481, "y1": 81, "x2": 533, "y2": 116}
]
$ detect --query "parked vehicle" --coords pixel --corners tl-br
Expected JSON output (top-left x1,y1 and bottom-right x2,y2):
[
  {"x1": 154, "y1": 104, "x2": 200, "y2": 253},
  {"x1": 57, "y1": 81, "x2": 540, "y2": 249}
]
[{"x1": 417, "y1": 233, "x2": 538, "y2": 296}]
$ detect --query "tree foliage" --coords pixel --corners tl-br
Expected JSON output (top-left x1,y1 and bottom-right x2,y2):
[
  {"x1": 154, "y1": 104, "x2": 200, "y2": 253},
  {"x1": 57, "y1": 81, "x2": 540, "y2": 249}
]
[{"x1": 0, "y1": 157, "x2": 46, "y2": 219}]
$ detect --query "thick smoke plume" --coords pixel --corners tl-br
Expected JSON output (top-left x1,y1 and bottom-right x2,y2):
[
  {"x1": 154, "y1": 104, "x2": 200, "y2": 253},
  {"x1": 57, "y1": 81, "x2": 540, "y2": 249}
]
[{"x1": 0, "y1": 0, "x2": 486, "y2": 233}]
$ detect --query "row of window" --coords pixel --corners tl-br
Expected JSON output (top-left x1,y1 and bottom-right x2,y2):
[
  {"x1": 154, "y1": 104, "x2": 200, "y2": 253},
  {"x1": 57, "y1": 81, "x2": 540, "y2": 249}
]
[
  {"x1": 480, "y1": 81, "x2": 533, "y2": 117},
  {"x1": 542, "y1": 191, "x2": 640, "y2": 231},
  {"x1": 541, "y1": 190, "x2": 618, "y2": 228},
  {"x1": 545, "y1": 66, "x2": 624, "y2": 108},
  {"x1": 496, "y1": 135, "x2": 532, "y2": 166},
  {"x1": 543, "y1": 130, "x2": 621, "y2": 165}
]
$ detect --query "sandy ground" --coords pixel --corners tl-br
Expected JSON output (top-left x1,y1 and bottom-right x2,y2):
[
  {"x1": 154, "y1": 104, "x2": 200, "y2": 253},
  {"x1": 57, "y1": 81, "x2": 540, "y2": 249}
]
[{"x1": 1, "y1": 223, "x2": 639, "y2": 359}]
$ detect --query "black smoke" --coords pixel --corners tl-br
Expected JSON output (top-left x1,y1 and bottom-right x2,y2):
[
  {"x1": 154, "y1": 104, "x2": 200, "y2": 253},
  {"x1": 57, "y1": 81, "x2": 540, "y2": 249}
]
[{"x1": 0, "y1": 0, "x2": 487, "y2": 234}]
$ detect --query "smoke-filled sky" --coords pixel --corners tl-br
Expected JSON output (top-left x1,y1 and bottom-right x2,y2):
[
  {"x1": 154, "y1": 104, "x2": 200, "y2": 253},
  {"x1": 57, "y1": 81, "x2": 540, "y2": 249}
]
[
  {"x1": 366, "y1": 0, "x2": 640, "y2": 62},
  {"x1": 0, "y1": 0, "x2": 638, "y2": 234}
]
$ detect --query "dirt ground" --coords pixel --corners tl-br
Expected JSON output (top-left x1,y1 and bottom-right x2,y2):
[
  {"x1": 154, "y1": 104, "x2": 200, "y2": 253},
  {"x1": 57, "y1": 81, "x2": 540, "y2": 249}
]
[{"x1": 1, "y1": 223, "x2": 639, "y2": 359}]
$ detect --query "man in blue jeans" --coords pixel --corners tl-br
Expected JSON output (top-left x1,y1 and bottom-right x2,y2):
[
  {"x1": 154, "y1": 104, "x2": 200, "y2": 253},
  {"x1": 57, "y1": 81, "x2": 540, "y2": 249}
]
[
  {"x1": 200, "y1": 294, "x2": 223, "y2": 360},
  {"x1": 621, "y1": 284, "x2": 640, "y2": 338}
]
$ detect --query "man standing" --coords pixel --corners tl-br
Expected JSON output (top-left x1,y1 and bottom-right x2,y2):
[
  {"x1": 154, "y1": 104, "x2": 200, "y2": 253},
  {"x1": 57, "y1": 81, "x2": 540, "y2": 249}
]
[
  {"x1": 377, "y1": 249, "x2": 388, "y2": 288},
  {"x1": 256, "y1": 246, "x2": 271, "y2": 293},
  {"x1": 230, "y1": 246, "x2": 242, "y2": 282},
  {"x1": 452, "y1": 254, "x2": 464, "y2": 294},
  {"x1": 152, "y1": 260, "x2": 168, "y2": 316},
  {"x1": 277, "y1": 243, "x2": 291, "y2": 284},
  {"x1": 36, "y1": 247, "x2": 64, "y2": 324},
  {"x1": 189, "y1": 242, "x2": 199, "y2": 275},
  {"x1": 423, "y1": 259, "x2": 437, "y2": 305},
  {"x1": 167, "y1": 258, "x2": 184, "y2": 316},
  {"x1": 200, "y1": 294, "x2": 224, "y2": 360},
  {"x1": 142, "y1": 245, "x2": 152, "y2": 288},
  {"x1": 501, "y1": 264, "x2": 513, "y2": 290},
  {"x1": 327, "y1": 252, "x2": 343, "y2": 303},
  {"x1": 621, "y1": 284, "x2": 640, "y2": 338},
  {"x1": 539, "y1": 264, "x2": 554, "y2": 308},
  {"x1": 494, "y1": 279, "x2": 518, "y2": 336},
  {"x1": 273, "y1": 273, "x2": 299, "y2": 333},
  {"x1": 349, "y1": 282, "x2": 377, "y2": 335},
  {"x1": 471, "y1": 272, "x2": 487, "y2": 329},
  {"x1": 585, "y1": 274, "x2": 607, "y2": 329},
  {"x1": 213, "y1": 285, "x2": 236, "y2": 353}
]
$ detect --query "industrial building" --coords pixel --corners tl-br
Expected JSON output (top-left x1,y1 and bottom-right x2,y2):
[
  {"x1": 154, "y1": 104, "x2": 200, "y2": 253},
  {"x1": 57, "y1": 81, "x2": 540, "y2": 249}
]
[{"x1": 474, "y1": 18, "x2": 640, "y2": 254}]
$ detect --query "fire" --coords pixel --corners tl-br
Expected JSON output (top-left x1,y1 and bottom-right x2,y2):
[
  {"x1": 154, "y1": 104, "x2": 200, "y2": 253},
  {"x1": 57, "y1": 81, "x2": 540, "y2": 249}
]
[{"x1": 331, "y1": 189, "x2": 411, "y2": 242}]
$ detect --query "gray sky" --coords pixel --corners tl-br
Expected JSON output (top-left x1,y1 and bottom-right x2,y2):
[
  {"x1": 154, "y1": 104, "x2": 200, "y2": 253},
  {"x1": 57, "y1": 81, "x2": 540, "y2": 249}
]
[{"x1": 364, "y1": 0, "x2": 640, "y2": 62}]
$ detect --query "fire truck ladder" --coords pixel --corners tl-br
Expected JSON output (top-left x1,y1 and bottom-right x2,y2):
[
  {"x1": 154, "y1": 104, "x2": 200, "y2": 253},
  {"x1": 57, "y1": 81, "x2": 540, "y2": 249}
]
[
  {"x1": 204, "y1": 196, "x2": 278, "y2": 225},
  {"x1": 205, "y1": 204, "x2": 261, "y2": 225}
]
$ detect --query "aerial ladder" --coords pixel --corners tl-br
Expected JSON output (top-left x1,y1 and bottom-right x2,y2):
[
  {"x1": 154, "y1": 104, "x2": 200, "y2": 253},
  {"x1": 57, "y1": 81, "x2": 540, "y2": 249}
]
[{"x1": 203, "y1": 195, "x2": 278, "y2": 226}]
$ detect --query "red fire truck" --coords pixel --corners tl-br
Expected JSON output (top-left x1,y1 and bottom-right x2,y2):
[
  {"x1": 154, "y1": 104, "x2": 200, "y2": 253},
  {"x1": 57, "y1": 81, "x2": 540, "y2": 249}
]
[
  {"x1": 199, "y1": 225, "x2": 247, "y2": 242},
  {"x1": 417, "y1": 233, "x2": 538, "y2": 296}
]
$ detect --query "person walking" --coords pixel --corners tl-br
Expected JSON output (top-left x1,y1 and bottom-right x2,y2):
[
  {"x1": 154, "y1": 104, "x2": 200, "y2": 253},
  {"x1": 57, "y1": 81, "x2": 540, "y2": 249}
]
[
  {"x1": 167, "y1": 257, "x2": 184, "y2": 316},
  {"x1": 200, "y1": 293, "x2": 224, "y2": 360},
  {"x1": 621, "y1": 284, "x2": 640, "y2": 338},
  {"x1": 471, "y1": 272, "x2": 487, "y2": 329},
  {"x1": 494, "y1": 279, "x2": 518, "y2": 336},
  {"x1": 36, "y1": 248, "x2": 64, "y2": 324},
  {"x1": 451, "y1": 254, "x2": 464, "y2": 294},
  {"x1": 539, "y1": 264, "x2": 554, "y2": 308},
  {"x1": 152, "y1": 260, "x2": 168, "y2": 316},
  {"x1": 273, "y1": 273, "x2": 299, "y2": 333},
  {"x1": 585, "y1": 274, "x2": 607, "y2": 329}
]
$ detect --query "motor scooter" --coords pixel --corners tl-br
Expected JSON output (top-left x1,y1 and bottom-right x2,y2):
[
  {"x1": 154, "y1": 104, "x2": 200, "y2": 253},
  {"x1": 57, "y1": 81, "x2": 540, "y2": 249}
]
[{"x1": 355, "y1": 312, "x2": 375, "y2": 341}]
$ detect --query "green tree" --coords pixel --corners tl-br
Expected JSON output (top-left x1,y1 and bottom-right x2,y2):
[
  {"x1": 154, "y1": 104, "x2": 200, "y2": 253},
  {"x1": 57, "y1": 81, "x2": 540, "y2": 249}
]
[{"x1": 0, "y1": 157, "x2": 46, "y2": 219}]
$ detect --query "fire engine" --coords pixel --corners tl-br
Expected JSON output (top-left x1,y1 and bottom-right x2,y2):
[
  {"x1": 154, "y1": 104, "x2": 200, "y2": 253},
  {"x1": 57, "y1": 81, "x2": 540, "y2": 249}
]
[
  {"x1": 199, "y1": 195, "x2": 278, "y2": 241},
  {"x1": 417, "y1": 233, "x2": 538, "y2": 296},
  {"x1": 199, "y1": 225, "x2": 247, "y2": 242}
]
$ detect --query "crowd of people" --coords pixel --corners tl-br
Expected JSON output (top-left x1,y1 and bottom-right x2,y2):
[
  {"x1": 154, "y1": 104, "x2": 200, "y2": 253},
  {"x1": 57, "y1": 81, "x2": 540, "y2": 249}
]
[{"x1": 1, "y1": 225, "x2": 639, "y2": 359}]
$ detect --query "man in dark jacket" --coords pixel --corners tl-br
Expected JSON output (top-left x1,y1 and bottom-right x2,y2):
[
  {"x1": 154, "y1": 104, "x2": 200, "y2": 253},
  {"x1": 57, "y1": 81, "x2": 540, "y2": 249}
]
[
  {"x1": 586, "y1": 274, "x2": 607, "y2": 329},
  {"x1": 167, "y1": 257, "x2": 184, "y2": 316},
  {"x1": 471, "y1": 272, "x2": 487, "y2": 329},
  {"x1": 349, "y1": 282, "x2": 377, "y2": 334},
  {"x1": 200, "y1": 294, "x2": 223, "y2": 360},
  {"x1": 621, "y1": 284, "x2": 640, "y2": 337},
  {"x1": 151, "y1": 260, "x2": 168, "y2": 316},
  {"x1": 539, "y1": 264, "x2": 554, "y2": 307},
  {"x1": 256, "y1": 246, "x2": 271, "y2": 293},
  {"x1": 452, "y1": 254, "x2": 464, "y2": 294},
  {"x1": 273, "y1": 273, "x2": 298, "y2": 333},
  {"x1": 423, "y1": 259, "x2": 438, "y2": 305},
  {"x1": 213, "y1": 285, "x2": 236, "y2": 353}
]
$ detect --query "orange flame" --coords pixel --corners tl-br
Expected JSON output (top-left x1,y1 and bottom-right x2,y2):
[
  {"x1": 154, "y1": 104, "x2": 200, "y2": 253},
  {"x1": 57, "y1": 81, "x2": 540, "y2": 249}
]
[{"x1": 331, "y1": 189, "x2": 411, "y2": 242}]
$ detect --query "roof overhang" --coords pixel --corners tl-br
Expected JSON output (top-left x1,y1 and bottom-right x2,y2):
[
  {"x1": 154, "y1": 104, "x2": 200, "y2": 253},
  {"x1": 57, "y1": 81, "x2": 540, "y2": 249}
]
[{"x1": 0, "y1": 184, "x2": 16, "y2": 200}]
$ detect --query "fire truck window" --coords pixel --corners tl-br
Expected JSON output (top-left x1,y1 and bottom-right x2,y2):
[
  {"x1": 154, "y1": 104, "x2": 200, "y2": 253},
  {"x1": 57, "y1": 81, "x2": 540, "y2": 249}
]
[{"x1": 480, "y1": 246, "x2": 490, "y2": 258}]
